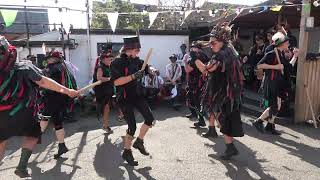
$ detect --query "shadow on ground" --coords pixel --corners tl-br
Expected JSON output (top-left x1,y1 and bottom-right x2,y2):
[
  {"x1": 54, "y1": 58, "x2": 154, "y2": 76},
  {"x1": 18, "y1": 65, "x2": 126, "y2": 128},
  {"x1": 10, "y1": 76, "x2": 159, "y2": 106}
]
[{"x1": 93, "y1": 135, "x2": 155, "y2": 180}]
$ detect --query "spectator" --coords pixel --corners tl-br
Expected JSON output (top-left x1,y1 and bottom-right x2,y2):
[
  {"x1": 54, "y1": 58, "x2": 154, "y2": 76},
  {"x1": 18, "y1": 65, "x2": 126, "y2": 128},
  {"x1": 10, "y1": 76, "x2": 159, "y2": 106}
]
[
  {"x1": 177, "y1": 44, "x2": 187, "y2": 83},
  {"x1": 142, "y1": 70, "x2": 164, "y2": 108},
  {"x1": 165, "y1": 54, "x2": 182, "y2": 109}
]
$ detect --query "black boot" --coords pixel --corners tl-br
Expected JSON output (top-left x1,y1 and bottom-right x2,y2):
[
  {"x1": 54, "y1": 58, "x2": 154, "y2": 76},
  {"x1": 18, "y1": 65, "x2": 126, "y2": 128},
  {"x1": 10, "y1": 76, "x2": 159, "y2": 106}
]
[
  {"x1": 264, "y1": 123, "x2": 273, "y2": 131},
  {"x1": 194, "y1": 116, "x2": 206, "y2": 127},
  {"x1": 54, "y1": 143, "x2": 69, "y2": 159},
  {"x1": 133, "y1": 138, "x2": 149, "y2": 156},
  {"x1": 220, "y1": 143, "x2": 239, "y2": 160},
  {"x1": 14, "y1": 148, "x2": 32, "y2": 178},
  {"x1": 266, "y1": 123, "x2": 281, "y2": 135},
  {"x1": 201, "y1": 126, "x2": 218, "y2": 138},
  {"x1": 122, "y1": 149, "x2": 138, "y2": 166},
  {"x1": 253, "y1": 118, "x2": 265, "y2": 133}
]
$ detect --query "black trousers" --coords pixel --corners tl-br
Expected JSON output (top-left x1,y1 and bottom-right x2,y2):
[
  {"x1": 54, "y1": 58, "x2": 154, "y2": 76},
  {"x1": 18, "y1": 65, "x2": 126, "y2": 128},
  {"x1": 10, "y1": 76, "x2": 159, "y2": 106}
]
[{"x1": 119, "y1": 98, "x2": 155, "y2": 136}]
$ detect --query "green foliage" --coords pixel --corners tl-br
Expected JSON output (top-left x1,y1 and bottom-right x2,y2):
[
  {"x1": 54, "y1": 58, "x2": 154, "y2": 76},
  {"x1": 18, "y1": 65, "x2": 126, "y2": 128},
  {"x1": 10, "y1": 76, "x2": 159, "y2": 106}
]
[{"x1": 91, "y1": 0, "x2": 147, "y2": 30}]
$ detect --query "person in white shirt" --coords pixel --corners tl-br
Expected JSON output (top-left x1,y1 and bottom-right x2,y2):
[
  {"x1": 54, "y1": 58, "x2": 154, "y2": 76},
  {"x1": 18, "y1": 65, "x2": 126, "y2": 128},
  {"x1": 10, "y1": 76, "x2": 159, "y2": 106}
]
[
  {"x1": 142, "y1": 70, "x2": 164, "y2": 108},
  {"x1": 165, "y1": 54, "x2": 182, "y2": 109},
  {"x1": 177, "y1": 44, "x2": 187, "y2": 83},
  {"x1": 165, "y1": 54, "x2": 182, "y2": 84}
]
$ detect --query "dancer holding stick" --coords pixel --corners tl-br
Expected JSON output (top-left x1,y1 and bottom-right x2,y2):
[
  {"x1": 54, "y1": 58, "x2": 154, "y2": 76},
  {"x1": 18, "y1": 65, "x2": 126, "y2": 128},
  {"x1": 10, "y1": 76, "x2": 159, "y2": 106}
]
[{"x1": 110, "y1": 36, "x2": 155, "y2": 166}]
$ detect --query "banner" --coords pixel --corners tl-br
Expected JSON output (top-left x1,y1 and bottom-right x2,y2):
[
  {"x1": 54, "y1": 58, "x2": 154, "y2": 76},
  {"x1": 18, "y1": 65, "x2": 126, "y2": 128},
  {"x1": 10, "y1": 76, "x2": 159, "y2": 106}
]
[
  {"x1": 0, "y1": 10, "x2": 18, "y2": 27},
  {"x1": 184, "y1": 10, "x2": 193, "y2": 20},
  {"x1": 270, "y1": 6, "x2": 282, "y2": 12},
  {"x1": 148, "y1": 12, "x2": 158, "y2": 28},
  {"x1": 107, "y1": 12, "x2": 119, "y2": 32}
]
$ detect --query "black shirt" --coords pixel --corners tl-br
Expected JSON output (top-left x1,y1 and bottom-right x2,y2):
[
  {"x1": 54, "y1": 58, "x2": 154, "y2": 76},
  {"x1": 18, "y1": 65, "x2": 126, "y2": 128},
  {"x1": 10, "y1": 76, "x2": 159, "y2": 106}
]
[
  {"x1": 93, "y1": 63, "x2": 113, "y2": 96},
  {"x1": 110, "y1": 54, "x2": 149, "y2": 100},
  {"x1": 258, "y1": 50, "x2": 284, "y2": 82},
  {"x1": 188, "y1": 50, "x2": 209, "y2": 88}
]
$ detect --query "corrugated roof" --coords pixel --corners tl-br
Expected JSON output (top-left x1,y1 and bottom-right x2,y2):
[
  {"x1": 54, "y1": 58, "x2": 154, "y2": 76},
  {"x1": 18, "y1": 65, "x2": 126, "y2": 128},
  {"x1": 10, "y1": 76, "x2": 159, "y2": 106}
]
[{"x1": 0, "y1": 8, "x2": 49, "y2": 34}]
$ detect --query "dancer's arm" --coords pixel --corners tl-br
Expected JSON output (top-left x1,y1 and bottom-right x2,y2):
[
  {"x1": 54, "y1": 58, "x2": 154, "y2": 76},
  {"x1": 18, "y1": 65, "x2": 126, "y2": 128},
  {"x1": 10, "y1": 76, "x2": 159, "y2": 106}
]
[
  {"x1": 35, "y1": 76, "x2": 79, "y2": 98},
  {"x1": 97, "y1": 68, "x2": 110, "y2": 82}
]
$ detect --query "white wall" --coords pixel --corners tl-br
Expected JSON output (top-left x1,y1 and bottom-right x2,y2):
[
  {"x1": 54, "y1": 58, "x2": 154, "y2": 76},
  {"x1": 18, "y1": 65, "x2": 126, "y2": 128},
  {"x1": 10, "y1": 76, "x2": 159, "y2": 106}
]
[
  {"x1": 69, "y1": 34, "x2": 189, "y2": 88},
  {"x1": 18, "y1": 47, "x2": 66, "y2": 61}
]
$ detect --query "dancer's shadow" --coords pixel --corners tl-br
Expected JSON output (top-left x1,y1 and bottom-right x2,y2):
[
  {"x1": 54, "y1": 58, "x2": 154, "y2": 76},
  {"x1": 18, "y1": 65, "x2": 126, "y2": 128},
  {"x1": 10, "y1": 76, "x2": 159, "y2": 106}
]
[
  {"x1": 93, "y1": 135, "x2": 155, "y2": 180},
  {"x1": 206, "y1": 138, "x2": 276, "y2": 180},
  {"x1": 243, "y1": 123, "x2": 320, "y2": 168},
  {"x1": 30, "y1": 131, "x2": 88, "y2": 179},
  {"x1": 93, "y1": 135, "x2": 126, "y2": 179},
  {"x1": 29, "y1": 157, "x2": 81, "y2": 179}
]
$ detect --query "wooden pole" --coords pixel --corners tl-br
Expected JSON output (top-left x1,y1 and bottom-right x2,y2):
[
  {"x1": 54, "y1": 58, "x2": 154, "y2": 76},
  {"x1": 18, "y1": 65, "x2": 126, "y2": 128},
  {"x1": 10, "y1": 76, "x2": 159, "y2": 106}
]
[{"x1": 294, "y1": 0, "x2": 311, "y2": 123}]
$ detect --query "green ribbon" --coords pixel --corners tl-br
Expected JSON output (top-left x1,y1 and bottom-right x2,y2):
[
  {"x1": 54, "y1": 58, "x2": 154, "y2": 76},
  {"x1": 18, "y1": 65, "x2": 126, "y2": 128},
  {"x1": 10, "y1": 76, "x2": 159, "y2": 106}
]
[
  {"x1": 9, "y1": 102, "x2": 23, "y2": 116},
  {"x1": 11, "y1": 82, "x2": 19, "y2": 97},
  {"x1": 0, "y1": 71, "x2": 14, "y2": 92}
]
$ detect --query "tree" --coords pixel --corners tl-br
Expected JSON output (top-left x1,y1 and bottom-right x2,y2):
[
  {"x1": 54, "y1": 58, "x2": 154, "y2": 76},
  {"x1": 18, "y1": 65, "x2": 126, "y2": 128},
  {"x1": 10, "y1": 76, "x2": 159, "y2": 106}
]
[{"x1": 91, "y1": 0, "x2": 147, "y2": 30}]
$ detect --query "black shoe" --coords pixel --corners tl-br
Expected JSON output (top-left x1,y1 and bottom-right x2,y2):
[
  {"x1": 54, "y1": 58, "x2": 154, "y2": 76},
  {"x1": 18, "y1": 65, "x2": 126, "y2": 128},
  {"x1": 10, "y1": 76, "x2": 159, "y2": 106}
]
[
  {"x1": 220, "y1": 143, "x2": 239, "y2": 160},
  {"x1": 264, "y1": 123, "x2": 273, "y2": 131},
  {"x1": 14, "y1": 169, "x2": 30, "y2": 178},
  {"x1": 253, "y1": 119, "x2": 264, "y2": 133},
  {"x1": 133, "y1": 138, "x2": 150, "y2": 156},
  {"x1": 103, "y1": 126, "x2": 113, "y2": 134},
  {"x1": 194, "y1": 121, "x2": 206, "y2": 127},
  {"x1": 122, "y1": 149, "x2": 138, "y2": 166},
  {"x1": 54, "y1": 143, "x2": 69, "y2": 159},
  {"x1": 266, "y1": 124, "x2": 281, "y2": 135},
  {"x1": 186, "y1": 113, "x2": 196, "y2": 118},
  {"x1": 201, "y1": 126, "x2": 218, "y2": 138}
]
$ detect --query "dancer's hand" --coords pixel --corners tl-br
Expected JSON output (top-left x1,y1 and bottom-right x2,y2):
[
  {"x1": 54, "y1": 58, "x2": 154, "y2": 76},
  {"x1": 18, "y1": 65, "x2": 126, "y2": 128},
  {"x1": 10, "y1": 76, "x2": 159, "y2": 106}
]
[
  {"x1": 293, "y1": 48, "x2": 299, "y2": 58},
  {"x1": 132, "y1": 70, "x2": 145, "y2": 80},
  {"x1": 66, "y1": 89, "x2": 80, "y2": 98},
  {"x1": 276, "y1": 64, "x2": 284, "y2": 70}
]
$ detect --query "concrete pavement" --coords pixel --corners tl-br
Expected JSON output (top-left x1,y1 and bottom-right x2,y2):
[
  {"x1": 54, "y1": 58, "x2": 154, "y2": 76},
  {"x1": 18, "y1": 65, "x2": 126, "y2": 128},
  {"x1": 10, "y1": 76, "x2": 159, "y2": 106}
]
[{"x1": 1, "y1": 106, "x2": 320, "y2": 180}]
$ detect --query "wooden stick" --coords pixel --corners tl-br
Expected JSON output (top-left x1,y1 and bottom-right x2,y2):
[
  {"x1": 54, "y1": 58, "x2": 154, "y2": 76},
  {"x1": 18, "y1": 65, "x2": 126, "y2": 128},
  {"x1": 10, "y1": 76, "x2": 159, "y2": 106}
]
[
  {"x1": 274, "y1": 48, "x2": 284, "y2": 74},
  {"x1": 305, "y1": 85, "x2": 318, "y2": 128},
  {"x1": 141, "y1": 48, "x2": 153, "y2": 71},
  {"x1": 78, "y1": 80, "x2": 102, "y2": 94}
]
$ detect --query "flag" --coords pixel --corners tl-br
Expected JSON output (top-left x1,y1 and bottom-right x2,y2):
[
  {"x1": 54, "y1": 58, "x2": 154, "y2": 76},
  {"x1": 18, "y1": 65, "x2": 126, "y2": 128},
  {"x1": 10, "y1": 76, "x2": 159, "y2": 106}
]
[
  {"x1": 106, "y1": 12, "x2": 119, "y2": 33},
  {"x1": 0, "y1": 10, "x2": 18, "y2": 27},
  {"x1": 270, "y1": 6, "x2": 282, "y2": 12},
  {"x1": 184, "y1": 10, "x2": 193, "y2": 20},
  {"x1": 148, "y1": 12, "x2": 158, "y2": 28}
]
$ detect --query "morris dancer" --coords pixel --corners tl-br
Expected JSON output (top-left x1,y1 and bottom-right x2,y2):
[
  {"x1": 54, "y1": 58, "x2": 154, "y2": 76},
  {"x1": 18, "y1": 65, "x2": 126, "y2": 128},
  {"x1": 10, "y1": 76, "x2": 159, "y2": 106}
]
[
  {"x1": 253, "y1": 32, "x2": 292, "y2": 135},
  {"x1": 93, "y1": 53, "x2": 114, "y2": 133},
  {"x1": 110, "y1": 36, "x2": 155, "y2": 166},
  {"x1": 196, "y1": 24, "x2": 244, "y2": 160},
  {"x1": 39, "y1": 51, "x2": 77, "y2": 159},
  {"x1": 0, "y1": 36, "x2": 78, "y2": 178},
  {"x1": 185, "y1": 42, "x2": 213, "y2": 132}
]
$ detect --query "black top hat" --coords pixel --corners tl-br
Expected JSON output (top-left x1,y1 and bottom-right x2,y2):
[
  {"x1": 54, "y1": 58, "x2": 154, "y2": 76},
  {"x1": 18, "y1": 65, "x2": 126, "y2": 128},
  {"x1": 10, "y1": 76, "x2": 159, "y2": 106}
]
[{"x1": 123, "y1": 36, "x2": 141, "y2": 50}]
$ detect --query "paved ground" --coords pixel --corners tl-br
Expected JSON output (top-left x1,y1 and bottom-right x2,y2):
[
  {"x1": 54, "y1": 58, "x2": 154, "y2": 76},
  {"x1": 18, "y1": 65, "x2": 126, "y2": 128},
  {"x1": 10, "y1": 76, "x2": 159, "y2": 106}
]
[{"x1": 1, "y1": 106, "x2": 320, "y2": 180}]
